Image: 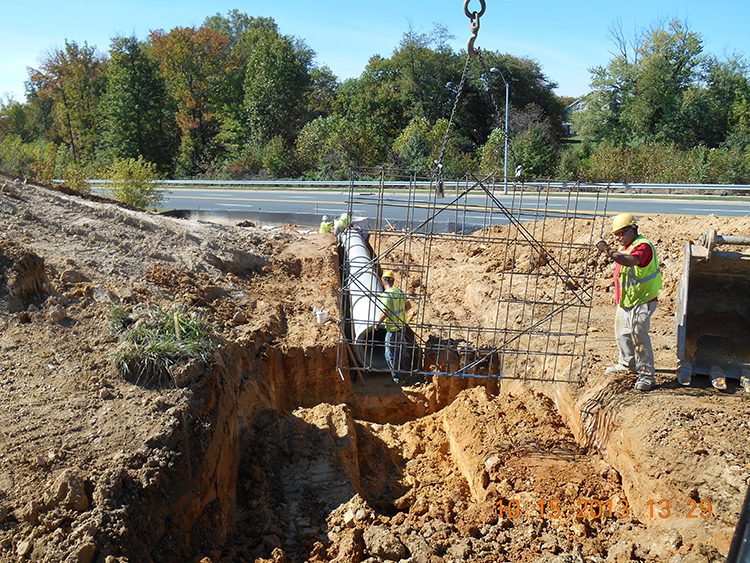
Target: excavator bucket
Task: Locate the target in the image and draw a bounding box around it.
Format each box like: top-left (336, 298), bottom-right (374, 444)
top-left (675, 229), bottom-right (750, 390)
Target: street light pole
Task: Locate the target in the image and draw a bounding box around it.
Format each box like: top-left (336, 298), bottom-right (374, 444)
top-left (490, 67), bottom-right (510, 194)
top-left (503, 79), bottom-right (509, 195)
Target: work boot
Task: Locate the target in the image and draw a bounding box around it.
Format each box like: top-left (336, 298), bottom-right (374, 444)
top-left (634, 376), bottom-right (655, 392)
top-left (605, 364), bottom-right (634, 376)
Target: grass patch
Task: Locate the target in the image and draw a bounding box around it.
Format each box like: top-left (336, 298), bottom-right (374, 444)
top-left (111, 304), bottom-right (213, 388)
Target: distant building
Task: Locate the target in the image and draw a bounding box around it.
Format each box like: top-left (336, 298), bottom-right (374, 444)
top-left (562, 97), bottom-right (587, 137)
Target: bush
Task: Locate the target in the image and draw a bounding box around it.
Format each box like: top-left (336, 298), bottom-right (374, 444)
top-left (0, 136), bottom-right (61, 183)
top-left (578, 142), bottom-right (750, 183)
top-left (62, 164), bottom-right (90, 193)
top-left (106, 156), bottom-right (162, 208)
top-left (111, 305), bottom-right (212, 388)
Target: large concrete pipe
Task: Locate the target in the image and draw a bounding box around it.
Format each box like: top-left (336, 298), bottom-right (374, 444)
top-left (338, 226), bottom-right (389, 370)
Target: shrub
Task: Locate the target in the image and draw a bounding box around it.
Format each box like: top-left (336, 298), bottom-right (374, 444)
top-left (106, 156), bottom-right (162, 208)
top-left (62, 164), bottom-right (90, 194)
top-left (111, 305), bottom-right (212, 388)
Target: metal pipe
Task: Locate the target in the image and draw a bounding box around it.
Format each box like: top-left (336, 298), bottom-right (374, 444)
top-left (338, 226), bottom-right (389, 370)
top-left (716, 235), bottom-right (750, 246)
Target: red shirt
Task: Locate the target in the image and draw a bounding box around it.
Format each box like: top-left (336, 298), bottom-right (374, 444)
top-left (613, 242), bottom-right (653, 305)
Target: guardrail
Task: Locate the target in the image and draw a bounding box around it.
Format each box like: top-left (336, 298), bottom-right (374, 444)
top-left (78, 178), bottom-right (750, 193)
top-left (75, 178), bottom-right (750, 195)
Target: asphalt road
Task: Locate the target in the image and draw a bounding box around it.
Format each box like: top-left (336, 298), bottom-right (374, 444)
top-left (155, 187), bottom-right (750, 219)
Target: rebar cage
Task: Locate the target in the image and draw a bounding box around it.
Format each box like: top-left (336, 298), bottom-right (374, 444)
top-left (336, 168), bottom-right (611, 384)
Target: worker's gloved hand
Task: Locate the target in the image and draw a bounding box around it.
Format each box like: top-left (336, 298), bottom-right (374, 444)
top-left (596, 240), bottom-right (610, 254)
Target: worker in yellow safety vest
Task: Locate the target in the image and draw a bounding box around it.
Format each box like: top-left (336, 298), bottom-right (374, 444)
top-left (596, 213), bottom-right (662, 391)
top-left (319, 215), bottom-right (333, 234)
top-left (334, 212), bottom-right (351, 235)
top-left (377, 270), bottom-right (411, 384)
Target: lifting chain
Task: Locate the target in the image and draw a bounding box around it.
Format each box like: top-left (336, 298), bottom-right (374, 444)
top-left (434, 53), bottom-right (471, 183)
top-left (434, 0), bottom-right (500, 195)
top-left (465, 0), bottom-right (486, 58)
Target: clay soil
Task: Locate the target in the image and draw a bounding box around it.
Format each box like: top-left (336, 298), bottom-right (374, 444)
top-left (0, 175), bottom-right (749, 563)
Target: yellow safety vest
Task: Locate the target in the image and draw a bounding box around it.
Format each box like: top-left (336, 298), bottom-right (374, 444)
top-left (618, 235), bottom-right (662, 308)
top-left (319, 221), bottom-right (333, 234)
top-left (379, 287), bottom-right (407, 332)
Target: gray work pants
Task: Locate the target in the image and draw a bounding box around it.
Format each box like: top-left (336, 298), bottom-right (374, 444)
top-left (615, 301), bottom-right (657, 379)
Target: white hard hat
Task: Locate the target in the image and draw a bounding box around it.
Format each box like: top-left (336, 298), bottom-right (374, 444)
top-left (322, 215), bottom-right (329, 221)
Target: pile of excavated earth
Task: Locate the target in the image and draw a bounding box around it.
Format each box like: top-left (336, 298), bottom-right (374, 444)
top-left (0, 173), bottom-right (749, 563)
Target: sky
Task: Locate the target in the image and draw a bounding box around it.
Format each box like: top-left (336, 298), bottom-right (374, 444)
top-left (1, 0), bottom-right (749, 103)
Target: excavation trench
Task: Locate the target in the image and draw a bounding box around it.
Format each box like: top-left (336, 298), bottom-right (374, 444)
top-left (99, 332), bottom-right (708, 563)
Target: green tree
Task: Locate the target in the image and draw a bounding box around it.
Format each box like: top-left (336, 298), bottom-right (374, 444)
top-left (511, 123), bottom-right (557, 179)
top-left (622, 20), bottom-right (704, 144)
top-left (393, 116), bottom-right (432, 170)
top-left (479, 127), bottom-right (505, 175)
top-left (578, 19), bottom-right (717, 147)
top-left (0, 99), bottom-right (33, 141)
top-left (334, 67), bottom-right (406, 162)
top-left (204, 12), bottom-right (277, 159)
top-left (28, 40), bottom-right (108, 163)
top-left (101, 36), bottom-right (178, 174)
top-left (390, 25), bottom-right (460, 124)
top-left (307, 65), bottom-right (339, 120)
top-left (150, 27), bottom-right (230, 175)
top-left (707, 56), bottom-right (750, 148)
top-left (296, 115), bottom-right (380, 178)
top-left (242, 26), bottom-right (313, 146)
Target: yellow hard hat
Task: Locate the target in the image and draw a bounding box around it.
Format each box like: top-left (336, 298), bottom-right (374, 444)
top-left (382, 270), bottom-right (396, 281)
top-left (611, 213), bottom-right (636, 234)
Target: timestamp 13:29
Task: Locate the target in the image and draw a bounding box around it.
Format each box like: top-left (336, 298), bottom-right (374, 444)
top-left (497, 498), bottom-right (714, 520)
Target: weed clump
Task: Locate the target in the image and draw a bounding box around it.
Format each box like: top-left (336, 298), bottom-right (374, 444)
top-left (111, 304), bottom-right (212, 388)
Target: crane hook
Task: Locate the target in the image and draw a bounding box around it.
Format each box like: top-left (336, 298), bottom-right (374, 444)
top-left (464, 0), bottom-right (486, 57)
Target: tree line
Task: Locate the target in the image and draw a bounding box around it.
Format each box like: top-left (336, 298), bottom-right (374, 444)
top-left (1, 12), bottom-right (749, 186)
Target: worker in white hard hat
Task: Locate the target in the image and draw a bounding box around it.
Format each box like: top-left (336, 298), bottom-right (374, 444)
top-left (319, 215), bottom-right (333, 234)
top-left (377, 270), bottom-right (411, 384)
top-left (596, 213), bottom-right (662, 391)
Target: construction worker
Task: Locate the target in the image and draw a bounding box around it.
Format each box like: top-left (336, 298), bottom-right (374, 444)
top-left (377, 270), bottom-right (411, 384)
top-left (596, 213), bottom-right (662, 391)
top-left (333, 212), bottom-right (351, 235)
top-left (319, 215), bottom-right (333, 234)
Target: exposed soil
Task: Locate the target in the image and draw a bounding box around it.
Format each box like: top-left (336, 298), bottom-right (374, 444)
top-left (0, 174), bottom-right (749, 562)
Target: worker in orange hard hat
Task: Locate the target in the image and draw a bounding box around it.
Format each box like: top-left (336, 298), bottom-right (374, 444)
top-left (596, 213), bottom-right (662, 392)
top-left (378, 270), bottom-right (411, 384)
